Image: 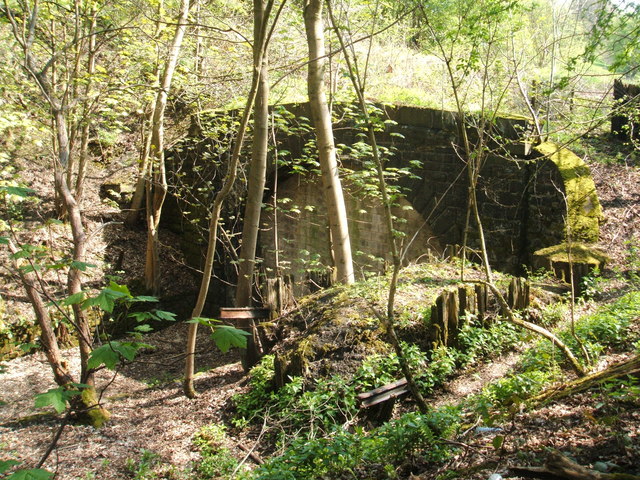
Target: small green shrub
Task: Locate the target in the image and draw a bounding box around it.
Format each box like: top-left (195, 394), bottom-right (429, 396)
top-left (538, 301), bottom-right (569, 327)
top-left (125, 449), bottom-right (161, 480)
top-left (233, 355), bottom-right (277, 425)
top-left (626, 237), bottom-right (640, 287)
top-left (192, 424), bottom-right (240, 480)
top-left (601, 376), bottom-right (640, 405)
top-left (580, 268), bottom-right (605, 299)
top-left (251, 407), bottom-right (461, 480)
top-left (573, 291), bottom-right (639, 349)
top-left (470, 291), bottom-right (640, 421)
top-left (354, 343), bottom-right (456, 396)
top-left (233, 356), bottom-right (359, 446)
top-left (488, 369), bottom-right (556, 405)
top-left (456, 315), bottom-right (522, 363)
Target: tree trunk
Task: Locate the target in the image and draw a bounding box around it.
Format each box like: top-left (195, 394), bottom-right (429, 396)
top-left (184, 58), bottom-right (264, 398)
top-left (303, 0), bottom-right (354, 285)
top-left (236, 0), bottom-right (270, 308)
top-left (126, 0), bottom-right (165, 227)
top-left (8, 240), bottom-right (74, 387)
top-left (74, 6), bottom-right (98, 203)
top-left (184, 0), bottom-right (283, 397)
top-left (143, 0), bottom-right (191, 294)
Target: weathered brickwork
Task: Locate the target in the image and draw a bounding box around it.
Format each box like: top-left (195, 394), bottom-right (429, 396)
top-left (164, 103), bottom-right (603, 299)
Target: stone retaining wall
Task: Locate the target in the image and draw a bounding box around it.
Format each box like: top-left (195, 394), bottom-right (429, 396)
top-left (164, 103), bottom-right (603, 300)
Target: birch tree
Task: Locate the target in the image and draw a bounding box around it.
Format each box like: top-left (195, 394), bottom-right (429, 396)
top-left (235, 0), bottom-right (272, 309)
top-left (144, 0), bottom-right (192, 295)
top-left (184, 0), bottom-right (286, 397)
top-left (303, 0), bottom-right (355, 285)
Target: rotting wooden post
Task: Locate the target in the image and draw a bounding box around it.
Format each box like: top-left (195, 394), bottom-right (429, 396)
top-left (475, 283), bottom-right (488, 320)
top-left (458, 286), bottom-right (470, 318)
top-left (446, 289), bottom-right (459, 347)
top-left (436, 293), bottom-right (448, 346)
top-left (219, 307), bottom-right (270, 372)
top-left (263, 275), bottom-right (294, 315)
top-left (430, 303), bottom-right (440, 347)
top-left (508, 277), bottom-right (517, 311)
top-left (264, 278), bottom-right (280, 314)
top-left (508, 277), bottom-right (531, 310)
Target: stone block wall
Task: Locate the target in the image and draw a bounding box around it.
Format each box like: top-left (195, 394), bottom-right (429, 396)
top-left (164, 102), bottom-right (603, 300)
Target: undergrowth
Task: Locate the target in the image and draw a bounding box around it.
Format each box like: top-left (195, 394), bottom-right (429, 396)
top-left (251, 407), bottom-right (461, 480)
top-left (232, 289), bottom-right (640, 479)
top-left (469, 290), bottom-right (640, 421)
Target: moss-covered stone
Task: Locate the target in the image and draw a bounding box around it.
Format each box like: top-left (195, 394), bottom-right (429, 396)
top-left (534, 242), bottom-right (610, 267)
top-left (534, 142), bottom-right (604, 243)
top-left (533, 242), bottom-right (609, 288)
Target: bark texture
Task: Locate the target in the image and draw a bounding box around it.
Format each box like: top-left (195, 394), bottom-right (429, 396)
top-left (303, 0), bottom-right (355, 285)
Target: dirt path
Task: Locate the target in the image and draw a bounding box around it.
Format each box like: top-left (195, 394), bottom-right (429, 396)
top-left (0, 324), bottom-right (249, 479)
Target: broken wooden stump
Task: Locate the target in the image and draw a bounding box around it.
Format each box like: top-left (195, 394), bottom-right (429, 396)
top-left (508, 277), bottom-right (531, 311)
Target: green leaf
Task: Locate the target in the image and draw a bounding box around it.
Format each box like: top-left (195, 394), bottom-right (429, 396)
top-left (131, 295), bottom-right (158, 303)
top-left (19, 343), bottom-right (38, 353)
top-left (18, 264), bottom-right (42, 274)
top-left (34, 387), bottom-right (80, 414)
top-left (188, 317), bottom-right (220, 328)
top-left (129, 311), bottom-right (153, 323)
top-left (0, 460), bottom-right (20, 475)
top-left (7, 468), bottom-right (54, 479)
top-left (82, 291), bottom-right (115, 313)
top-left (492, 434), bottom-right (504, 450)
top-left (10, 250), bottom-right (30, 260)
top-left (88, 342), bottom-right (149, 370)
top-left (0, 237), bottom-right (9, 245)
top-left (210, 325), bottom-right (250, 353)
top-left (0, 186), bottom-right (35, 197)
top-left (133, 324), bottom-right (153, 333)
top-left (88, 344), bottom-right (123, 370)
top-left (153, 310), bottom-right (176, 321)
top-left (60, 292), bottom-right (86, 306)
top-left (82, 282), bottom-right (130, 313)
top-left (106, 281), bottom-right (131, 296)
top-left (70, 261), bottom-right (97, 271)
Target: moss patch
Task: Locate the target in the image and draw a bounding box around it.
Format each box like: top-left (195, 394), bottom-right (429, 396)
top-left (270, 261), bottom-right (519, 388)
top-left (534, 142), bottom-right (604, 242)
top-left (80, 387), bottom-right (111, 428)
top-left (534, 242), bottom-right (610, 267)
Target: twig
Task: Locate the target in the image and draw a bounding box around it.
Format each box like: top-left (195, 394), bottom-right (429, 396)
top-left (36, 411), bottom-right (71, 469)
top-left (233, 415), bottom-right (268, 474)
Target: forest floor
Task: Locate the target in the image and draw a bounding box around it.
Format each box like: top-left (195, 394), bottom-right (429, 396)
top-left (1, 138), bottom-right (639, 479)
